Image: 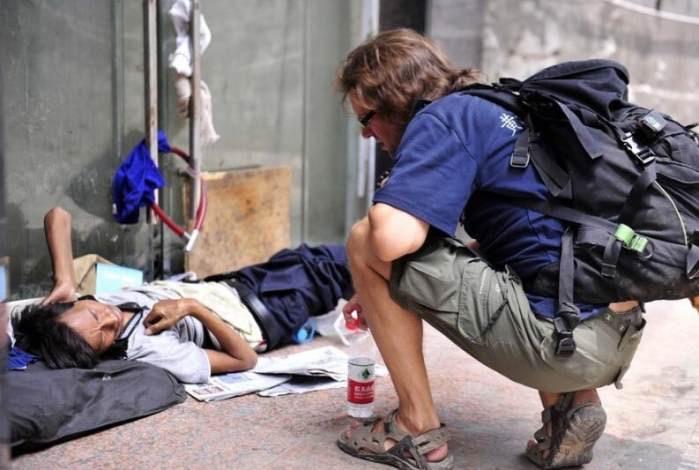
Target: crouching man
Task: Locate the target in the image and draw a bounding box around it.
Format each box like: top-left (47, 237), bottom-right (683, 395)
top-left (334, 29), bottom-right (644, 469)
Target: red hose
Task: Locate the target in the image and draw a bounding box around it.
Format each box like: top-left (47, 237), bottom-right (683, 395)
top-left (150, 145), bottom-right (207, 242)
top-left (194, 179), bottom-right (207, 231)
top-left (151, 203), bottom-right (185, 237)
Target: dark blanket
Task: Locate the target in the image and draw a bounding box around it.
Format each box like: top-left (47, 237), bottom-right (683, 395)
top-left (7, 359), bottom-right (187, 451)
top-left (235, 244), bottom-right (353, 347)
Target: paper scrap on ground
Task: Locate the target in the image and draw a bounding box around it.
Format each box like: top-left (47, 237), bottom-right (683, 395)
top-left (254, 346), bottom-right (351, 381)
top-left (185, 346), bottom-right (386, 401)
top-left (185, 372), bottom-right (291, 402)
top-left (258, 376), bottom-right (346, 397)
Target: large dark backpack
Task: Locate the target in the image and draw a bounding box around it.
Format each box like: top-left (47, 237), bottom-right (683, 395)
top-left (460, 59), bottom-right (699, 355)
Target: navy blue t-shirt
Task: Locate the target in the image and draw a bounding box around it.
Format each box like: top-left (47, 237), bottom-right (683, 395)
top-left (373, 93), bottom-right (603, 319)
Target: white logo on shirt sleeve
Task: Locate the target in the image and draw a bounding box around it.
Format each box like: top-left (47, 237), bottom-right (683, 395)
top-left (500, 113), bottom-right (523, 136)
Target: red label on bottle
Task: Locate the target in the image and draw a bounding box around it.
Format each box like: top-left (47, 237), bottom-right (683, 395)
top-left (347, 378), bottom-right (375, 404)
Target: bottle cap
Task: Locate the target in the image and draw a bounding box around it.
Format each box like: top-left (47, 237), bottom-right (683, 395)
top-left (334, 313), bottom-right (363, 346)
top-left (292, 318), bottom-right (316, 344)
top-left (295, 328), bottom-right (309, 342)
top-left (345, 317), bottom-right (361, 331)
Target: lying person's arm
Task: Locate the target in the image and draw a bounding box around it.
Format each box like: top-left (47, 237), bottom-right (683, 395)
top-left (42, 207), bottom-right (77, 305)
top-left (144, 299), bottom-right (257, 373)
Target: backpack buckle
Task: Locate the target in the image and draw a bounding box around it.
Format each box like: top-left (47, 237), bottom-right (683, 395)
top-left (553, 317), bottom-right (576, 356)
top-left (639, 111), bottom-right (667, 139)
top-left (510, 150), bottom-right (530, 168)
top-left (553, 303), bottom-right (580, 357)
top-left (555, 332), bottom-right (576, 356)
top-left (622, 133), bottom-right (655, 165)
top-left (510, 129), bottom-right (531, 169)
top-left (614, 223), bottom-right (649, 253)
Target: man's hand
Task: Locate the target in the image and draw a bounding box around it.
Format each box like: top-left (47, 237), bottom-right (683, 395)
top-left (143, 299), bottom-right (195, 335)
top-left (40, 281), bottom-right (76, 306)
top-left (343, 294), bottom-right (368, 330)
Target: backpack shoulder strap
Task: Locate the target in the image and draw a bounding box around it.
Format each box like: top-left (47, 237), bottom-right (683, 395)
top-left (460, 84), bottom-right (573, 199)
top-left (459, 83), bottom-right (524, 116)
top-left (460, 84), bottom-right (532, 168)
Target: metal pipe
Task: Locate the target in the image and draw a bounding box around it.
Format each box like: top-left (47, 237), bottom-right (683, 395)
top-left (189, 0), bottom-right (202, 221)
top-left (360, 0), bottom-right (379, 212)
top-left (344, 0), bottom-right (379, 234)
top-left (112, 0), bottom-right (124, 171)
top-left (144, 0), bottom-right (159, 221)
top-left (112, 0), bottom-right (127, 264)
top-left (301, 0), bottom-right (309, 241)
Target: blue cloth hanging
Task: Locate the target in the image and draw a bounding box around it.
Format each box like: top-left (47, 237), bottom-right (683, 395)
top-left (112, 131), bottom-right (171, 224)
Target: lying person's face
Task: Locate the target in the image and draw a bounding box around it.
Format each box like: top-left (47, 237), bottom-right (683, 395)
top-left (57, 300), bottom-right (125, 353)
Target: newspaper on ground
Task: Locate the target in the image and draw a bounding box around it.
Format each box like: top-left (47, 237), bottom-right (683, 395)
top-left (253, 345), bottom-right (354, 381)
top-left (258, 376), bottom-right (346, 397)
top-left (185, 346), bottom-right (387, 401)
top-left (185, 371), bottom-right (291, 402)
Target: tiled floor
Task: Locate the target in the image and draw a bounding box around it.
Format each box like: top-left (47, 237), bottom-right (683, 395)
top-left (11, 299), bottom-right (699, 469)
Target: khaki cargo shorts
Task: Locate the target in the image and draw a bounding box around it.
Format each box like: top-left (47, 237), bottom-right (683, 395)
top-left (389, 235), bottom-right (645, 393)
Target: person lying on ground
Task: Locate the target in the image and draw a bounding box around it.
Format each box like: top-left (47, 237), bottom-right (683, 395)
top-left (334, 29), bottom-right (644, 470)
top-left (14, 207), bottom-right (352, 384)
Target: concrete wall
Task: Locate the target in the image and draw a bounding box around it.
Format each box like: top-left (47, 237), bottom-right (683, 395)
top-left (0, 1), bottom-right (149, 298)
top-left (480, 0), bottom-right (699, 123)
top-left (429, 0), bottom-right (699, 123)
top-left (301, 1), bottom-right (354, 244)
top-left (0, 0), bottom-right (355, 298)
top-left (427, 0), bottom-right (485, 68)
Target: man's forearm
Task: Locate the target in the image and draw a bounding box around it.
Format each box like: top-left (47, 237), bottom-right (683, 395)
top-left (44, 207), bottom-right (76, 287)
top-left (189, 301), bottom-right (257, 368)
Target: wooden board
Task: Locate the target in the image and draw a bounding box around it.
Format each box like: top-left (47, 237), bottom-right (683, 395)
top-left (184, 166), bottom-right (292, 278)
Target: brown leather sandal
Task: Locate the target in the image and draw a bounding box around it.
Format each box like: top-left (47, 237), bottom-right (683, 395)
top-left (526, 393), bottom-right (607, 469)
top-left (337, 409), bottom-right (454, 470)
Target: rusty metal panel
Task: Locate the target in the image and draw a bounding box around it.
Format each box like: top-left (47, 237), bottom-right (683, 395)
top-left (184, 166), bottom-right (292, 277)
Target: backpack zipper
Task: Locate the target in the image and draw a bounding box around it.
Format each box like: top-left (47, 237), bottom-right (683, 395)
top-left (653, 181), bottom-right (688, 245)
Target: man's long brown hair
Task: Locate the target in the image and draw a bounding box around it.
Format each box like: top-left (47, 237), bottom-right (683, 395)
top-left (336, 28), bottom-right (479, 126)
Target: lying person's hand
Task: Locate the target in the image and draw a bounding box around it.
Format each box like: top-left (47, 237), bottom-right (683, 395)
top-left (144, 299), bottom-right (197, 335)
top-left (41, 281), bottom-right (76, 306)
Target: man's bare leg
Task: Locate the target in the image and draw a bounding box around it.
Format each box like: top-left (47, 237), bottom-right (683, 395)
top-left (345, 218), bottom-right (447, 461)
top-left (540, 389), bottom-right (601, 409)
top-left (347, 217), bottom-right (603, 465)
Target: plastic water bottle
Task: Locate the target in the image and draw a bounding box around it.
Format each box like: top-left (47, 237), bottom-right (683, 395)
top-left (337, 313), bottom-right (377, 418)
top-left (314, 303), bottom-right (344, 338)
top-left (291, 317), bottom-right (317, 344)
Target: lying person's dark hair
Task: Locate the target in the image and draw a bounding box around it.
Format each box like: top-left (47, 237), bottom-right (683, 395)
top-left (14, 303), bottom-right (100, 369)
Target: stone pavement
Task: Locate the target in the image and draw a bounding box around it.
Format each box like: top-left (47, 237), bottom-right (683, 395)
top-left (12, 300), bottom-right (699, 469)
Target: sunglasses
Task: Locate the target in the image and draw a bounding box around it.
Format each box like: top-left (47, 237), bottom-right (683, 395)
top-left (358, 110), bottom-right (375, 128)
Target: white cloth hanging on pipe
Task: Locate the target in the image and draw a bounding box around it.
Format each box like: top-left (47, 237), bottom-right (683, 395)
top-left (173, 74), bottom-right (219, 145)
top-left (169, 0), bottom-right (220, 146)
top-left (169, 0), bottom-right (211, 76)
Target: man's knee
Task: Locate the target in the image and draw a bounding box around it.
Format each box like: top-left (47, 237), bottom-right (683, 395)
top-left (347, 218), bottom-right (391, 280)
top-left (347, 218), bottom-right (371, 267)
